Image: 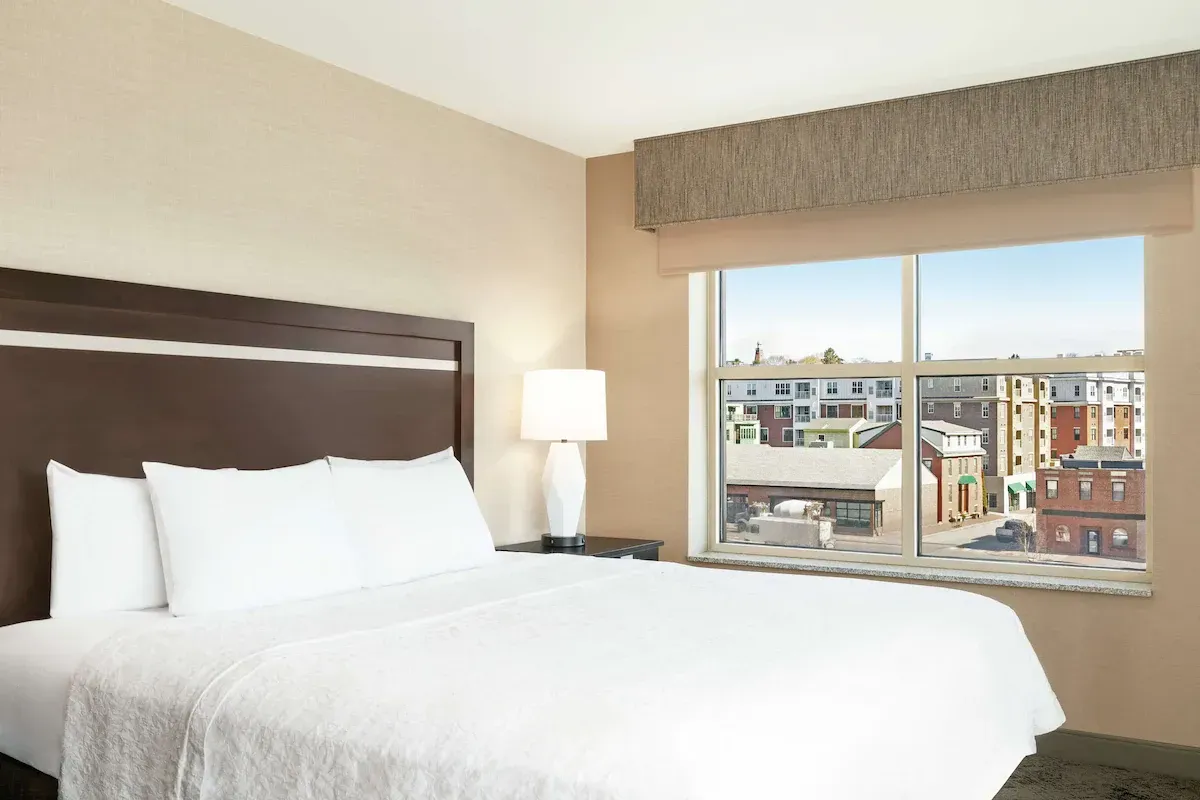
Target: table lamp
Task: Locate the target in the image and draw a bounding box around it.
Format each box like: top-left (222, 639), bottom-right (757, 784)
top-left (521, 369), bottom-right (607, 547)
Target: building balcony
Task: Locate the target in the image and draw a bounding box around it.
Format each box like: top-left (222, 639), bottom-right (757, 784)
top-left (726, 412), bottom-right (758, 423)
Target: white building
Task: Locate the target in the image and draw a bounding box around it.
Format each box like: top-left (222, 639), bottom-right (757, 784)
top-left (1046, 372), bottom-right (1146, 458)
top-left (725, 378), bottom-right (900, 425)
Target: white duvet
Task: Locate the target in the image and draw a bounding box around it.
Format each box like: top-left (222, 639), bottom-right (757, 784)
top-left (60, 554), bottom-right (1063, 800)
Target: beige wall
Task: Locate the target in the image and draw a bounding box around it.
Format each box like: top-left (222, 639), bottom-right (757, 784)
top-left (0, 0), bottom-right (586, 543)
top-left (587, 151), bottom-right (1200, 748)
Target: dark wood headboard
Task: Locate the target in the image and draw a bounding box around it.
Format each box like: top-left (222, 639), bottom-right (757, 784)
top-left (0, 267), bottom-right (473, 627)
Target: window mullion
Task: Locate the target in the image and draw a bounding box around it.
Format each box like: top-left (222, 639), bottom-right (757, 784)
top-left (901, 255), bottom-right (918, 563)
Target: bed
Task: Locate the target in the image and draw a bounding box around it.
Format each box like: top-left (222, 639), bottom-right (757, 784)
top-left (0, 267), bottom-right (1063, 800)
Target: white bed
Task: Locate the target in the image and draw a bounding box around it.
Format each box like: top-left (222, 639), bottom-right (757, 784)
top-left (0, 608), bottom-right (171, 777)
top-left (30, 552), bottom-right (1065, 800)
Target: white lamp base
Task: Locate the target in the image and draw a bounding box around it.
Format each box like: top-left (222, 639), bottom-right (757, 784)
top-left (542, 441), bottom-right (585, 544)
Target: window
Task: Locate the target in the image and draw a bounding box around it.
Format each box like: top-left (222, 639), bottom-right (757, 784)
top-left (775, 405), bottom-right (792, 419)
top-left (1136, 449), bottom-right (1143, 457)
top-left (1080, 480), bottom-right (1092, 501)
top-left (746, 384), bottom-right (757, 397)
top-left (1051, 407), bottom-right (1057, 418)
top-left (745, 405), bottom-right (758, 415)
top-left (1135, 427), bottom-right (1142, 437)
top-left (1122, 407), bottom-right (1129, 419)
top-left (1106, 407), bottom-right (1114, 417)
top-left (1136, 387), bottom-right (1143, 398)
top-left (1089, 386), bottom-right (1097, 398)
top-left (1074, 407), bottom-right (1081, 419)
top-left (1055, 525), bottom-right (1070, 543)
top-left (782, 429), bottom-right (795, 444)
top-left (717, 240), bottom-right (1146, 577)
top-left (1086, 530), bottom-right (1101, 554)
top-left (1113, 481), bottom-right (1125, 502)
top-left (1051, 428), bottom-right (1058, 439)
top-left (1122, 429), bottom-right (1129, 440)
top-left (1090, 407), bottom-right (1097, 419)
top-left (796, 381), bottom-right (811, 399)
top-left (1073, 427), bottom-right (1081, 441)
top-left (988, 492), bottom-right (998, 509)
top-left (1090, 427), bottom-right (1098, 440)
top-left (775, 382), bottom-right (792, 396)
top-left (1105, 386), bottom-right (1114, 397)
top-left (797, 406), bottom-right (812, 423)
top-left (1136, 408), bottom-right (1143, 418)
top-left (1046, 479), bottom-right (1058, 499)
top-left (816, 434), bottom-right (826, 442)
top-left (1105, 428), bottom-right (1115, 438)
top-left (1113, 528), bottom-right (1130, 548)
top-left (1050, 449), bottom-right (1057, 459)
top-left (759, 428), bottom-right (769, 444)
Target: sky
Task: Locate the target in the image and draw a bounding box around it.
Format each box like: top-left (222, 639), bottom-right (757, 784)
top-left (723, 236), bottom-right (1145, 364)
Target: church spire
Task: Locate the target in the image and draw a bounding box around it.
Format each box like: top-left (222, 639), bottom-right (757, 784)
top-left (752, 342), bottom-right (763, 365)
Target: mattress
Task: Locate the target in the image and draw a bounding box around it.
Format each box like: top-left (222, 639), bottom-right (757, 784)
top-left (59, 553), bottom-right (1064, 800)
top-left (0, 609), bottom-right (171, 777)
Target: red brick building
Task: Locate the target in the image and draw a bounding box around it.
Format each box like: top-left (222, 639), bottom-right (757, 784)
top-left (1035, 462), bottom-right (1145, 561)
top-left (1047, 403), bottom-right (1100, 460)
top-left (748, 403), bottom-right (796, 447)
top-left (860, 420), bottom-right (985, 523)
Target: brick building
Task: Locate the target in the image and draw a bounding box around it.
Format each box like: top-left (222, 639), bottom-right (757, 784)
top-left (1035, 456), bottom-right (1146, 561)
top-left (859, 420), bottom-right (986, 522)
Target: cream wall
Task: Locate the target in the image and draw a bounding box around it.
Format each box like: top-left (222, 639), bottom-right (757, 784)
top-left (0, 0), bottom-right (585, 543)
top-left (587, 151), bottom-right (1200, 748)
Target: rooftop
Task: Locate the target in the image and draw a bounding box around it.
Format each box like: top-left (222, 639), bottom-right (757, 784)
top-left (726, 446), bottom-right (932, 491)
top-left (919, 420), bottom-right (983, 436)
top-left (1070, 445), bottom-right (1134, 461)
top-left (795, 418), bottom-right (871, 432)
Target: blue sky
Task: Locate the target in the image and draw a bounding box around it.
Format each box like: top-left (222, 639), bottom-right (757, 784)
top-left (724, 237), bottom-right (1145, 364)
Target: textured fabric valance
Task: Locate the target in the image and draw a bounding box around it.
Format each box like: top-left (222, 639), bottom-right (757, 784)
top-left (657, 169), bottom-right (1195, 275)
top-left (635, 50), bottom-right (1200, 230)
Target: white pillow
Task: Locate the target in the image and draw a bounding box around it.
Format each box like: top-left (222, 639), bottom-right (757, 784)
top-left (329, 455), bottom-right (496, 588)
top-left (143, 460), bottom-right (361, 616)
top-left (47, 461), bottom-right (167, 617)
top-left (326, 447), bottom-right (455, 469)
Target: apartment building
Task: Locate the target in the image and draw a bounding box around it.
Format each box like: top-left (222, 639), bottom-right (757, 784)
top-left (724, 377), bottom-right (901, 447)
top-left (724, 404), bottom-right (762, 445)
top-left (1046, 372), bottom-right (1146, 461)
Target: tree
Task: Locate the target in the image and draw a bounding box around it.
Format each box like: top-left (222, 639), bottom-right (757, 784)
top-left (799, 354), bottom-right (821, 364)
top-left (821, 347), bottom-right (844, 365)
top-left (728, 358), bottom-right (743, 366)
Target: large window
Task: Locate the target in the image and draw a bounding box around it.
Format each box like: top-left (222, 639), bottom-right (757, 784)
top-left (715, 239), bottom-right (1147, 580)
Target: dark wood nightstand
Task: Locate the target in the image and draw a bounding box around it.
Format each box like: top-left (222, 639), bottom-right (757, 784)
top-left (496, 536), bottom-right (663, 561)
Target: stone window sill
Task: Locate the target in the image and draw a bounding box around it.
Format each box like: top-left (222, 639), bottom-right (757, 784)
top-left (689, 551), bottom-right (1152, 597)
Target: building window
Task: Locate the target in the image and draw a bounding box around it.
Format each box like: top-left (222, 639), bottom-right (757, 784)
top-left (1122, 407), bottom-right (1129, 418)
top-left (1073, 407), bottom-right (1081, 419)
top-left (745, 405), bottom-right (757, 414)
top-left (1051, 428), bottom-right (1058, 440)
top-left (1135, 427), bottom-right (1142, 437)
top-left (1105, 386), bottom-right (1114, 397)
top-left (1122, 429), bottom-right (1129, 440)
top-left (1051, 449), bottom-right (1058, 459)
top-left (1106, 407), bottom-right (1114, 417)
top-left (1086, 530), bottom-right (1101, 554)
top-left (1090, 427), bottom-right (1098, 440)
top-left (1046, 479), bottom-right (1058, 499)
top-left (1136, 449), bottom-right (1143, 457)
top-left (775, 405), bottom-right (792, 419)
top-left (1073, 427), bottom-right (1081, 441)
top-left (1074, 385), bottom-right (1081, 397)
top-left (1136, 387), bottom-right (1143, 398)
top-left (1055, 525), bottom-right (1070, 543)
top-left (726, 384), bottom-right (733, 396)
top-left (988, 492), bottom-right (998, 509)
top-left (1089, 386), bottom-right (1097, 398)
top-left (1105, 428), bottom-right (1115, 438)
top-left (816, 434), bottom-right (826, 442)
top-left (1136, 408), bottom-right (1142, 418)
top-left (746, 385), bottom-right (757, 397)
top-left (1080, 480), bottom-right (1092, 501)
top-left (1113, 528), bottom-right (1130, 548)
top-left (715, 241), bottom-right (1147, 576)
top-left (1050, 407), bottom-right (1057, 418)
top-left (1113, 481), bottom-right (1126, 502)
top-left (1090, 407), bottom-right (1097, 419)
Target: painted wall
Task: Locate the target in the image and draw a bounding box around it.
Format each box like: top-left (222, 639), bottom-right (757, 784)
top-left (0, 0), bottom-right (586, 543)
top-left (586, 151), bottom-right (1200, 748)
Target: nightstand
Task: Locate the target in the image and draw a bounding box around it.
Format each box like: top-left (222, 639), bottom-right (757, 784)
top-left (496, 536), bottom-right (663, 561)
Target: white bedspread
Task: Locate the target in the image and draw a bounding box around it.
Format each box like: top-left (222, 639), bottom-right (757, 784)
top-left (60, 554), bottom-right (1064, 800)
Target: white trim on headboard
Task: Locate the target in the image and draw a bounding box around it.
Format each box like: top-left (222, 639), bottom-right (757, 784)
top-left (0, 329), bottom-right (458, 371)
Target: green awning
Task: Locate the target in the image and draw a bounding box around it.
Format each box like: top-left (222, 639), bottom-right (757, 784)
top-left (1025, 481), bottom-right (1036, 492)
top-left (957, 475), bottom-right (977, 485)
top-left (1008, 483), bottom-right (1022, 494)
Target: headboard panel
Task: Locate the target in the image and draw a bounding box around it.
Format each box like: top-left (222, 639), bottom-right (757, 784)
top-left (0, 267), bottom-right (473, 627)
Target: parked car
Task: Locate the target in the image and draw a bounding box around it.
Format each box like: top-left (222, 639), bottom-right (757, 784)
top-left (995, 518), bottom-right (1034, 545)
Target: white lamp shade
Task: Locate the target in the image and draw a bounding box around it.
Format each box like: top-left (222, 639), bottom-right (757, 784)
top-left (521, 369), bottom-right (607, 442)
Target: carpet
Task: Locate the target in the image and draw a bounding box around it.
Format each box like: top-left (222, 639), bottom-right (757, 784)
top-left (999, 755), bottom-right (1200, 799)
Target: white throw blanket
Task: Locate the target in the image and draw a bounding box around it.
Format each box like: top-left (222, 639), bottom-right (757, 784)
top-left (61, 555), bottom-right (1064, 800)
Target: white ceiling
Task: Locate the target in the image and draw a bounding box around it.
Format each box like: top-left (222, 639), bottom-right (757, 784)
top-left (164, 0), bottom-right (1200, 157)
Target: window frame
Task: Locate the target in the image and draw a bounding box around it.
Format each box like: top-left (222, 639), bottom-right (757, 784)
top-left (706, 257), bottom-right (1149, 584)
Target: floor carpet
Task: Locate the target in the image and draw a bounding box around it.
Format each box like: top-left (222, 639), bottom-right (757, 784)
top-left (999, 756), bottom-right (1200, 799)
